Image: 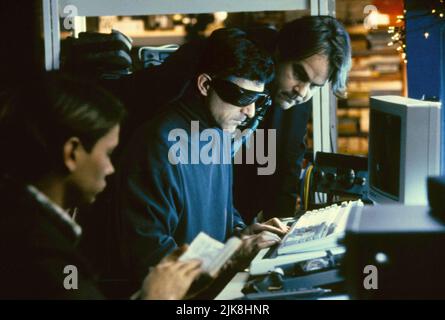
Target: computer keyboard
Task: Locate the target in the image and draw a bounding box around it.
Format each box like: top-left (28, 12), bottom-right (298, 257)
top-left (249, 200), bottom-right (364, 275)
top-left (278, 200), bottom-right (363, 255)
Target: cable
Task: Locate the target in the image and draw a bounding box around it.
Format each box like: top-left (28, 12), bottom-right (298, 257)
top-left (304, 165), bottom-right (314, 211)
top-left (302, 167), bottom-right (309, 210)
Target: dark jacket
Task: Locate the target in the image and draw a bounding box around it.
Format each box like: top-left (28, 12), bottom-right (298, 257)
top-left (233, 100), bottom-right (312, 222)
top-left (111, 88), bottom-right (246, 282)
top-left (0, 179), bottom-right (104, 299)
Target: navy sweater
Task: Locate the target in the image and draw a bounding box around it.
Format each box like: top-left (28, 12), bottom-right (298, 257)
top-left (113, 89), bottom-right (245, 281)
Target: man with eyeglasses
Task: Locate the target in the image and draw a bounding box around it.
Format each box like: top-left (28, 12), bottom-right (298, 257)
top-left (233, 16), bottom-right (352, 222)
top-left (108, 28), bottom-right (288, 293)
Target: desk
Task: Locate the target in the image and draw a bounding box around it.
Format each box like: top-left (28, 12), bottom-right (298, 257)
top-left (215, 272), bottom-right (249, 300)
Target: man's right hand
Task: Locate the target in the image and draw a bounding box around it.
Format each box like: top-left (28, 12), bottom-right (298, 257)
top-left (222, 231), bottom-right (282, 271)
top-left (240, 230), bottom-right (282, 256)
top-left (140, 246), bottom-right (203, 300)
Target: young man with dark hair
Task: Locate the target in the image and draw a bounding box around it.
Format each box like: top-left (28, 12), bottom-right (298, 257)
top-left (109, 28), bottom-right (288, 289)
top-left (0, 73), bottom-right (202, 299)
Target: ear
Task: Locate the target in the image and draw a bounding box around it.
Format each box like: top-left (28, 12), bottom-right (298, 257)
top-left (196, 73), bottom-right (211, 97)
top-left (63, 137), bottom-right (83, 173)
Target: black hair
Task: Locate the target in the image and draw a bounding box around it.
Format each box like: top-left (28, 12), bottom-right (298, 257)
top-left (198, 28), bottom-right (275, 84)
top-left (277, 16), bottom-right (352, 98)
top-left (0, 72), bottom-right (126, 183)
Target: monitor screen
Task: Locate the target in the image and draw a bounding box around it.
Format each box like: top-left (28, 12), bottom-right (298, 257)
top-left (369, 109), bottom-right (401, 200)
top-left (368, 95), bottom-right (440, 205)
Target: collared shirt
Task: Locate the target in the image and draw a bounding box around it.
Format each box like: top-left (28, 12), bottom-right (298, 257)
top-left (26, 185), bottom-right (82, 238)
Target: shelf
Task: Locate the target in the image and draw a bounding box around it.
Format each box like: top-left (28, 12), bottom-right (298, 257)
top-left (58, 0), bottom-right (310, 16)
top-left (338, 103), bottom-right (369, 109)
top-left (338, 132), bottom-right (369, 138)
top-left (127, 30), bottom-right (187, 46)
top-left (338, 20), bottom-right (406, 156)
top-left (348, 74), bottom-right (402, 82)
top-left (353, 49), bottom-right (401, 57)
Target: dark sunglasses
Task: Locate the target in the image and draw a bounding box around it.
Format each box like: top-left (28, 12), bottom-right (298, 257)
top-left (210, 78), bottom-right (271, 108)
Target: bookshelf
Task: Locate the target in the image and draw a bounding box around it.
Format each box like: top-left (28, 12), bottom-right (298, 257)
top-left (42, 0), bottom-right (337, 158)
top-left (337, 25), bottom-right (406, 156)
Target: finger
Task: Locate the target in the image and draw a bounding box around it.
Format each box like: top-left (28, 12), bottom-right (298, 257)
top-left (256, 224), bottom-right (288, 236)
top-left (240, 235), bottom-right (257, 248)
top-left (185, 266), bottom-right (204, 279)
top-left (258, 231), bottom-right (282, 243)
top-left (156, 260), bottom-right (175, 268)
top-left (265, 218), bottom-right (289, 233)
top-left (256, 239), bottom-right (280, 250)
top-left (241, 234), bottom-right (255, 240)
top-left (251, 223), bottom-right (287, 235)
top-left (178, 259), bottom-right (202, 273)
top-left (163, 260), bottom-right (188, 273)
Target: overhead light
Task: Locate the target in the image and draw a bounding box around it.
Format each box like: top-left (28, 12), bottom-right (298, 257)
top-left (214, 11), bottom-right (228, 22)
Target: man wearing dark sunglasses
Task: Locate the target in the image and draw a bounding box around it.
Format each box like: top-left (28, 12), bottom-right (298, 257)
top-left (103, 28), bottom-right (289, 296)
top-left (206, 77), bottom-right (271, 132)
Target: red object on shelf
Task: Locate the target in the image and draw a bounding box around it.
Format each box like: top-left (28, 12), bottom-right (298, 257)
top-left (373, 0), bottom-right (404, 25)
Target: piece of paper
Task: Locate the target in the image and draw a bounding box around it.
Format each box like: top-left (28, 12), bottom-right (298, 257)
top-left (179, 232), bottom-right (242, 277)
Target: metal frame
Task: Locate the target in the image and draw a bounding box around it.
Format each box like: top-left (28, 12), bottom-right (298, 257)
top-left (42, 0), bottom-right (336, 156)
top-left (311, 0), bottom-right (336, 155)
top-left (43, 0), bottom-right (60, 70)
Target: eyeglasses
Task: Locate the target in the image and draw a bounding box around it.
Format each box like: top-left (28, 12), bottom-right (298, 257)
top-left (210, 78), bottom-right (271, 108)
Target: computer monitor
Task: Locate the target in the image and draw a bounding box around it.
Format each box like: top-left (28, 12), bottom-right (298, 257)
top-left (368, 95), bottom-right (441, 205)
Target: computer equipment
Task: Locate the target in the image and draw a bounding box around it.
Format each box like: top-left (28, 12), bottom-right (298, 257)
top-left (249, 200), bottom-right (364, 275)
top-left (279, 201), bottom-right (362, 254)
top-left (343, 204), bottom-right (445, 299)
top-left (241, 286), bottom-right (332, 300)
top-left (368, 96), bottom-right (441, 205)
top-left (313, 152), bottom-right (369, 202)
top-left (138, 44), bottom-right (179, 68)
top-left (427, 175), bottom-right (445, 221)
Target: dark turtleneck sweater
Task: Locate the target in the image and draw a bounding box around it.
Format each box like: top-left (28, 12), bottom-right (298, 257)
top-left (110, 87), bottom-right (246, 283)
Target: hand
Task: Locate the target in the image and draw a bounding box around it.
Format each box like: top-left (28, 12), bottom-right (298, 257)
top-left (140, 246), bottom-right (202, 300)
top-left (240, 231), bottom-right (282, 256)
top-left (242, 217), bottom-right (290, 237)
top-left (225, 231), bottom-right (282, 271)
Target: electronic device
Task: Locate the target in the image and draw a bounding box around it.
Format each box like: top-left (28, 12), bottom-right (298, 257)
top-left (138, 44), bottom-right (179, 68)
top-left (427, 175), bottom-right (445, 221)
top-left (343, 204), bottom-right (445, 299)
top-left (314, 152), bottom-right (368, 201)
top-left (249, 200), bottom-right (364, 275)
top-left (232, 95), bottom-right (272, 157)
top-left (368, 96), bottom-right (441, 205)
top-left (242, 265), bottom-right (344, 300)
top-left (241, 287), bottom-right (332, 300)
top-left (279, 201), bottom-right (362, 254)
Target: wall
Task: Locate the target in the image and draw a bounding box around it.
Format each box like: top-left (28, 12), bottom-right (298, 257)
top-left (406, 0), bottom-right (445, 172)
